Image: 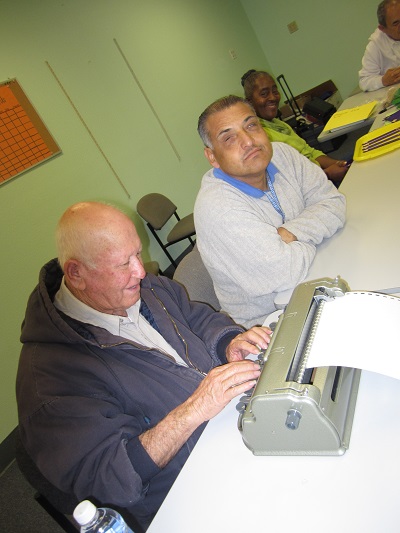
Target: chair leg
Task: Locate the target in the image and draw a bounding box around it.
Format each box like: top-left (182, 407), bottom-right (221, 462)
top-left (35, 493), bottom-right (78, 532)
top-left (148, 225), bottom-right (177, 267)
top-left (161, 246), bottom-right (177, 267)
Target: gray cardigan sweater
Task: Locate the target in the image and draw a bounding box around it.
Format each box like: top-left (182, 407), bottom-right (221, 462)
top-left (194, 142), bottom-right (346, 328)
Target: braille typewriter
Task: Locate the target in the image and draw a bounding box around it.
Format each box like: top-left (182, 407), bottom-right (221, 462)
top-left (237, 277), bottom-right (361, 456)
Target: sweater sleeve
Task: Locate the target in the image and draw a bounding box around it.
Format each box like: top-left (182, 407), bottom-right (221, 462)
top-left (274, 144), bottom-right (346, 245)
top-left (195, 186), bottom-right (317, 298)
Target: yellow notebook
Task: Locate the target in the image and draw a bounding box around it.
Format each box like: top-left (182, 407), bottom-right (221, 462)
top-left (323, 101), bottom-right (377, 133)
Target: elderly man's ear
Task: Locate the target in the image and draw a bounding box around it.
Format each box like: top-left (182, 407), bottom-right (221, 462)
top-left (64, 259), bottom-right (87, 290)
top-left (204, 147), bottom-right (220, 169)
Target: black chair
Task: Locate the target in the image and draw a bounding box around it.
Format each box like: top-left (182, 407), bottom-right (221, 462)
top-left (137, 193), bottom-right (195, 267)
top-left (15, 430), bottom-right (79, 532)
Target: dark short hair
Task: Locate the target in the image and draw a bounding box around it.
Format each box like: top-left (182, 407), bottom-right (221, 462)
top-left (378, 0), bottom-right (400, 26)
top-left (240, 69), bottom-right (256, 87)
top-left (241, 70), bottom-right (274, 101)
top-left (197, 95), bottom-right (254, 148)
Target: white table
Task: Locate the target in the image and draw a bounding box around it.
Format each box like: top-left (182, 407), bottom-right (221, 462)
top-left (308, 148), bottom-right (400, 292)
top-left (148, 140), bottom-right (400, 533)
top-left (317, 83), bottom-right (400, 142)
top-left (148, 372), bottom-right (400, 533)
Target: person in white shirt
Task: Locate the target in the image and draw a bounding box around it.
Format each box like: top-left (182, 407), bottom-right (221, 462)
top-left (359, 0), bottom-right (400, 91)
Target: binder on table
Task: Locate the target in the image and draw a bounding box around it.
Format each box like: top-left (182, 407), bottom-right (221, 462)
top-left (322, 101), bottom-right (377, 133)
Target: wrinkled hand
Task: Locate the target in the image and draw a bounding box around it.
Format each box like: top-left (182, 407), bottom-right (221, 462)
top-left (226, 326), bottom-right (272, 362)
top-left (382, 67), bottom-right (400, 87)
top-left (277, 226), bottom-right (297, 243)
top-left (187, 360), bottom-right (261, 422)
top-left (324, 161), bottom-right (349, 182)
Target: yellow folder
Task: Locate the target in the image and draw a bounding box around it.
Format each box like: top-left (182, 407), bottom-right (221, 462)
top-left (323, 101), bottom-right (377, 133)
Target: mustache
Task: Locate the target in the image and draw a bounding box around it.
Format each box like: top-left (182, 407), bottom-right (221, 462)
top-left (242, 145), bottom-right (264, 160)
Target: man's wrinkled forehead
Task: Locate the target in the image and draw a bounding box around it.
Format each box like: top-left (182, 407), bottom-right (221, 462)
top-left (215, 115), bottom-right (257, 141)
top-left (208, 103), bottom-right (257, 140)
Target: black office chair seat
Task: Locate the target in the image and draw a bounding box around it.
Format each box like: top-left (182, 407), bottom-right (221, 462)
top-left (167, 213), bottom-right (195, 244)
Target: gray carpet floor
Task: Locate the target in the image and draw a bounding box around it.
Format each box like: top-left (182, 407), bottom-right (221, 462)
top-left (0, 460), bottom-right (69, 533)
top-left (322, 123), bottom-right (371, 162)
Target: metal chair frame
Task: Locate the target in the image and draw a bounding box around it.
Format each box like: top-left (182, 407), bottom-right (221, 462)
top-left (137, 193), bottom-right (196, 267)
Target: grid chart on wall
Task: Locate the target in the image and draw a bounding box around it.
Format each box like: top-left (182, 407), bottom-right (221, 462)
top-left (0, 79), bottom-right (61, 185)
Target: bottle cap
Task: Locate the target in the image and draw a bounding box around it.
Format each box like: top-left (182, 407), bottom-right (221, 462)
top-left (73, 500), bottom-right (97, 526)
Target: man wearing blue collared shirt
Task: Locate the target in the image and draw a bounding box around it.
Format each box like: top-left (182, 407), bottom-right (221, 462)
top-left (195, 95), bottom-right (346, 328)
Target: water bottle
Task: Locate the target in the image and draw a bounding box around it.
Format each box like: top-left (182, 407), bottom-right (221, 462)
top-left (73, 500), bottom-right (134, 533)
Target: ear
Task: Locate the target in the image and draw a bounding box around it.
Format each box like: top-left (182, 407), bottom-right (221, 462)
top-left (204, 147), bottom-right (220, 169)
top-left (379, 24), bottom-right (388, 35)
top-left (63, 259), bottom-right (87, 290)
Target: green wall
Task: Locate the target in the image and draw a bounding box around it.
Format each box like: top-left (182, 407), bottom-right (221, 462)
top-left (0, 0), bottom-right (269, 445)
top-left (241, 0), bottom-right (379, 98)
top-left (0, 0), bottom-right (379, 447)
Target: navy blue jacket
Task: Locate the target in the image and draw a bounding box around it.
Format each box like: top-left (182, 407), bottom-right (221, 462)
top-left (17, 259), bottom-right (243, 529)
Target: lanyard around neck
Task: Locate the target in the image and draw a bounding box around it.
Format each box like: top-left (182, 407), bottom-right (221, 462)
top-left (213, 164), bottom-right (285, 222)
top-left (265, 172), bottom-right (285, 222)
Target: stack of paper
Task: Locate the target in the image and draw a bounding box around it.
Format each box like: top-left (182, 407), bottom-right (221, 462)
top-left (323, 101), bottom-right (377, 133)
top-left (305, 291), bottom-right (400, 380)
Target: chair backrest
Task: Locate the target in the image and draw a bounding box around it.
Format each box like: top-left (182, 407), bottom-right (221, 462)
top-left (173, 246), bottom-right (220, 311)
top-left (137, 193), bottom-right (177, 230)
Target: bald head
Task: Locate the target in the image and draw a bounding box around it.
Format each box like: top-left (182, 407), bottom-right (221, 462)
top-left (56, 202), bottom-right (134, 270)
top-left (56, 202), bottom-right (146, 315)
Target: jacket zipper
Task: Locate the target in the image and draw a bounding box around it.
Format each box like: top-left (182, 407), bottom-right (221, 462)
top-left (150, 288), bottom-right (208, 376)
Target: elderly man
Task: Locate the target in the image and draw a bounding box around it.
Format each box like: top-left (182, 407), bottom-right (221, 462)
top-left (16, 202), bottom-right (270, 531)
top-left (359, 0), bottom-right (400, 91)
top-left (194, 95), bottom-right (346, 328)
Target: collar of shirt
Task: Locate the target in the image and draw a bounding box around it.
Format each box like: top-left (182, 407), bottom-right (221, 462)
top-left (53, 277), bottom-right (138, 336)
top-left (54, 278), bottom-right (188, 366)
top-left (213, 161), bottom-right (278, 198)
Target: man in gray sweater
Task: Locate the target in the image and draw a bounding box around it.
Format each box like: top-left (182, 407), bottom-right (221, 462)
top-left (194, 95), bottom-right (346, 328)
